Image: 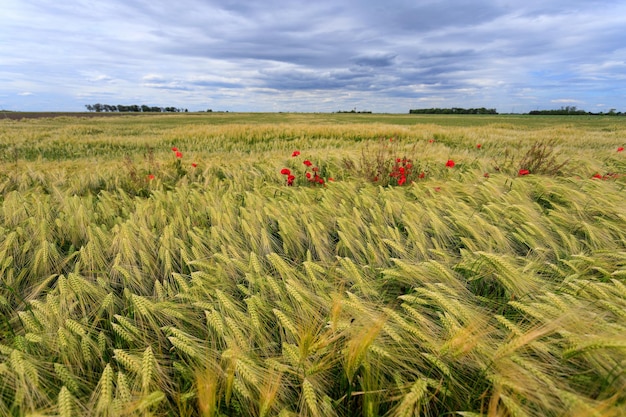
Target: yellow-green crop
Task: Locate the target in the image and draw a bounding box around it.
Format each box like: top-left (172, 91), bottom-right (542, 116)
top-left (0, 113), bottom-right (625, 416)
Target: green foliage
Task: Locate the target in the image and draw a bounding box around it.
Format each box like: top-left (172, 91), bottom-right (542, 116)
top-left (341, 137), bottom-right (426, 186)
top-left (528, 106), bottom-right (590, 115)
top-left (409, 107), bottom-right (498, 114)
top-left (492, 139), bottom-right (570, 176)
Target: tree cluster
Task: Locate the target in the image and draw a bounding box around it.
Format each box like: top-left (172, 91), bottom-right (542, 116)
top-left (528, 106), bottom-right (624, 116)
top-left (85, 104), bottom-right (188, 113)
top-left (335, 109), bottom-right (372, 113)
top-left (409, 107), bottom-right (498, 114)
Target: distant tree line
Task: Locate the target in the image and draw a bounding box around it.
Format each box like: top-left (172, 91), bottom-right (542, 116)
top-left (409, 107), bottom-right (498, 114)
top-left (85, 104), bottom-right (188, 113)
top-left (335, 109), bottom-right (372, 113)
top-left (528, 106), bottom-right (624, 116)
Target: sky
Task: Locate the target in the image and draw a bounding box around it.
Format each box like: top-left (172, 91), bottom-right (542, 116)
top-left (1, 0), bottom-right (626, 113)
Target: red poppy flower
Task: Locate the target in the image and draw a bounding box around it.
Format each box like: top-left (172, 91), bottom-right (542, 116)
top-left (476, 144), bottom-right (482, 149)
top-left (328, 177), bottom-right (335, 182)
top-left (398, 176), bottom-right (406, 186)
top-left (592, 173), bottom-right (602, 179)
top-left (303, 160), bottom-right (312, 167)
top-left (445, 160), bottom-right (455, 168)
top-left (171, 147), bottom-right (178, 152)
top-left (287, 174), bottom-right (295, 185)
top-left (191, 163), bottom-right (198, 168)
top-left (318, 178), bottom-right (325, 185)
top-left (418, 172), bottom-right (425, 179)
top-left (518, 169), bottom-right (530, 176)
top-left (280, 168), bottom-right (291, 175)
top-left (483, 172), bottom-right (490, 178)
top-left (147, 174), bottom-right (155, 180)
top-left (292, 150), bottom-right (300, 157)
top-left (175, 151), bottom-right (183, 158)
top-left (373, 176), bottom-right (379, 182)
top-left (306, 172), bottom-right (312, 179)
top-left (312, 166), bottom-right (319, 172)
top-left (618, 147), bottom-right (624, 152)
top-left (428, 139), bottom-right (435, 143)
top-left (434, 186), bottom-right (441, 192)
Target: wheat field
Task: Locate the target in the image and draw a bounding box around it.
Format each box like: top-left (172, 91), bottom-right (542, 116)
top-left (0, 113), bottom-right (625, 416)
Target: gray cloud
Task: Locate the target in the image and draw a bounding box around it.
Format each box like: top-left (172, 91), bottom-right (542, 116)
top-left (1, 0), bottom-right (625, 112)
top-left (352, 53), bottom-right (397, 68)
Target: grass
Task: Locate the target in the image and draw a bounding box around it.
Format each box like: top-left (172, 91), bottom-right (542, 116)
top-left (0, 112), bottom-right (625, 416)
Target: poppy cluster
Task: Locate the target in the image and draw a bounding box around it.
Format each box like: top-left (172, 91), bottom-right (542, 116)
top-left (146, 146), bottom-right (200, 181)
top-left (280, 168), bottom-right (296, 186)
top-left (592, 172), bottom-right (620, 180)
top-left (390, 157), bottom-right (413, 186)
top-left (303, 160), bottom-right (325, 185)
top-left (305, 170), bottom-right (325, 185)
top-left (172, 147), bottom-right (183, 158)
top-left (171, 146), bottom-right (197, 167)
top-left (277, 141), bottom-right (614, 189)
top-left (280, 151), bottom-right (328, 186)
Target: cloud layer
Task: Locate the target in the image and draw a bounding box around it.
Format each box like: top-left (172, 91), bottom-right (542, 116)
top-left (2, 0), bottom-right (625, 112)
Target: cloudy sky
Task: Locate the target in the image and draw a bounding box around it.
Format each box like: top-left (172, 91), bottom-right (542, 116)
top-left (2, 0), bottom-right (625, 113)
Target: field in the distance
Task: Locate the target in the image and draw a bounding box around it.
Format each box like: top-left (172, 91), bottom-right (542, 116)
top-left (1, 113), bottom-right (625, 416)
